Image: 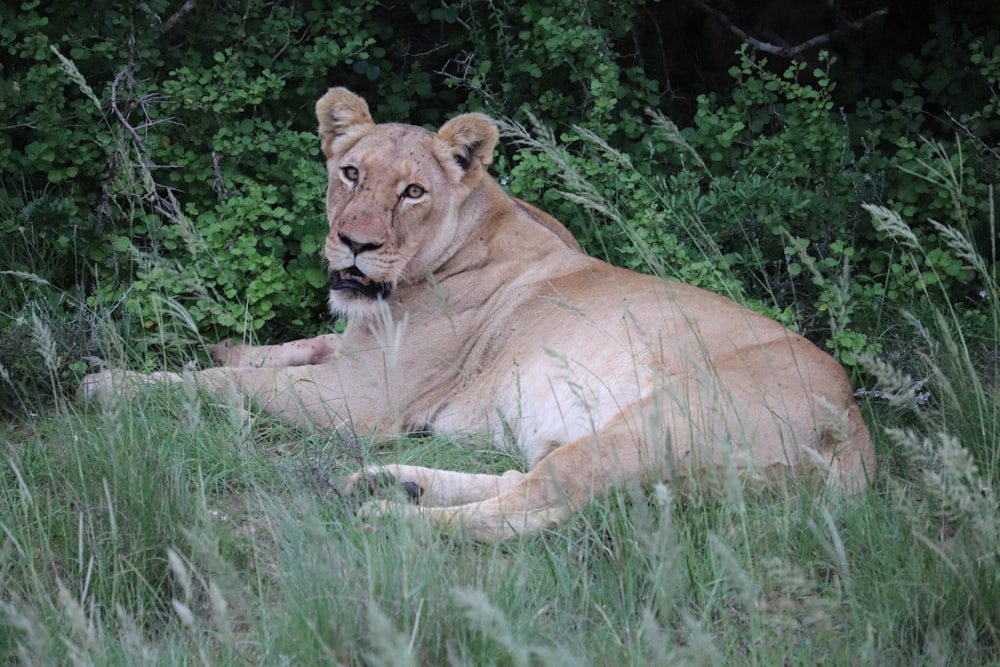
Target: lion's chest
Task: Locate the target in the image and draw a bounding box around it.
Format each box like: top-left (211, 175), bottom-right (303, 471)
top-left (391, 273), bottom-right (664, 461)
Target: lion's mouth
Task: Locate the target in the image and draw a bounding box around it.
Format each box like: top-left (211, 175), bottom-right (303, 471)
top-left (329, 267), bottom-right (392, 300)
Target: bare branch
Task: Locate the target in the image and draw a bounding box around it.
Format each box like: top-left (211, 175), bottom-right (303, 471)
top-left (110, 68), bottom-right (146, 154)
top-left (161, 0), bottom-right (199, 34)
top-left (0, 122), bottom-right (38, 131)
top-left (681, 0), bottom-right (887, 59)
top-left (108, 59), bottom-right (179, 218)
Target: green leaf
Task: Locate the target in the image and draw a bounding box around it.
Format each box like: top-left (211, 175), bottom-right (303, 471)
top-left (303, 266), bottom-right (328, 289)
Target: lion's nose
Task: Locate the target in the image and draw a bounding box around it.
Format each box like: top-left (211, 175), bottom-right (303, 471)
top-left (338, 233), bottom-right (383, 256)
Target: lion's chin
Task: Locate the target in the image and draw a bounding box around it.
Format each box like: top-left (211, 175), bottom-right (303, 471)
top-left (327, 270), bottom-right (393, 320)
top-left (327, 292), bottom-right (389, 321)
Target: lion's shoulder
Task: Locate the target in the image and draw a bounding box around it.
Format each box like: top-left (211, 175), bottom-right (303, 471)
top-left (511, 197), bottom-right (582, 252)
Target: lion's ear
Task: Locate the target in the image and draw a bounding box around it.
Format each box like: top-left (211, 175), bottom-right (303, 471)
top-left (434, 113), bottom-right (498, 179)
top-left (316, 87), bottom-right (374, 159)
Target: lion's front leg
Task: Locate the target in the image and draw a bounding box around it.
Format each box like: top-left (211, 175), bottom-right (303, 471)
top-left (79, 369), bottom-right (186, 401)
top-left (343, 465), bottom-right (526, 507)
top-left (80, 363), bottom-right (369, 431)
top-left (210, 333), bottom-right (342, 368)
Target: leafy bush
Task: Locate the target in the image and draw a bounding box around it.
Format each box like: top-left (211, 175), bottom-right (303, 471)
top-left (1, 0), bottom-right (998, 404)
top-left (2, 2), bottom-right (392, 342)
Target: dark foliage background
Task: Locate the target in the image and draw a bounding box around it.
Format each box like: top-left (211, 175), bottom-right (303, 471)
top-left (1, 0), bottom-right (998, 408)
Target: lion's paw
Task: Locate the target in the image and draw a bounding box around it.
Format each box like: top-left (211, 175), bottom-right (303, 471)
top-left (78, 370), bottom-right (142, 402)
top-left (357, 499), bottom-right (396, 519)
top-left (78, 369), bottom-right (180, 402)
top-left (342, 467), bottom-right (424, 504)
top-left (354, 499), bottom-right (435, 534)
top-left (209, 339), bottom-right (252, 367)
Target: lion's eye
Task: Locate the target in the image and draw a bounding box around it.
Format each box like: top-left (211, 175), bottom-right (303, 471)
top-left (403, 184), bottom-right (425, 199)
top-left (342, 166), bottom-right (359, 183)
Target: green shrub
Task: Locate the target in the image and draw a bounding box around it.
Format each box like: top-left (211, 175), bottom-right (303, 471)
top-left (2, 0), bottom-right (999, 403)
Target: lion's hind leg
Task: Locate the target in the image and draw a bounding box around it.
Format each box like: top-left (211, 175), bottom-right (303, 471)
top-left (358, 492), bottom-right (573, 541)
top-left (356, 442), bottom-right (609, 540)
top-left (353, 418), bottom-right (657, 540)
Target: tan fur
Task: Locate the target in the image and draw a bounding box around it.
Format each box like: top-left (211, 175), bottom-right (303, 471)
top-left (81, 88), bottom-right (875, 540)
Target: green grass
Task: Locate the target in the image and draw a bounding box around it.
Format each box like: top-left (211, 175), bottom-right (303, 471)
top-left (2, 130), bottom-right (998, 664)
top-left (1, 359), bottom-right (998, 665)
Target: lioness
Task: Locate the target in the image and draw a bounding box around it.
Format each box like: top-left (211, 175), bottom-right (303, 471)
top-left (82, 88), bottom-right (875, 539)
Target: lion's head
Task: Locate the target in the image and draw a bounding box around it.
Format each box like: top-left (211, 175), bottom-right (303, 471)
top-left (315, 88), bottom-right (499, 321)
